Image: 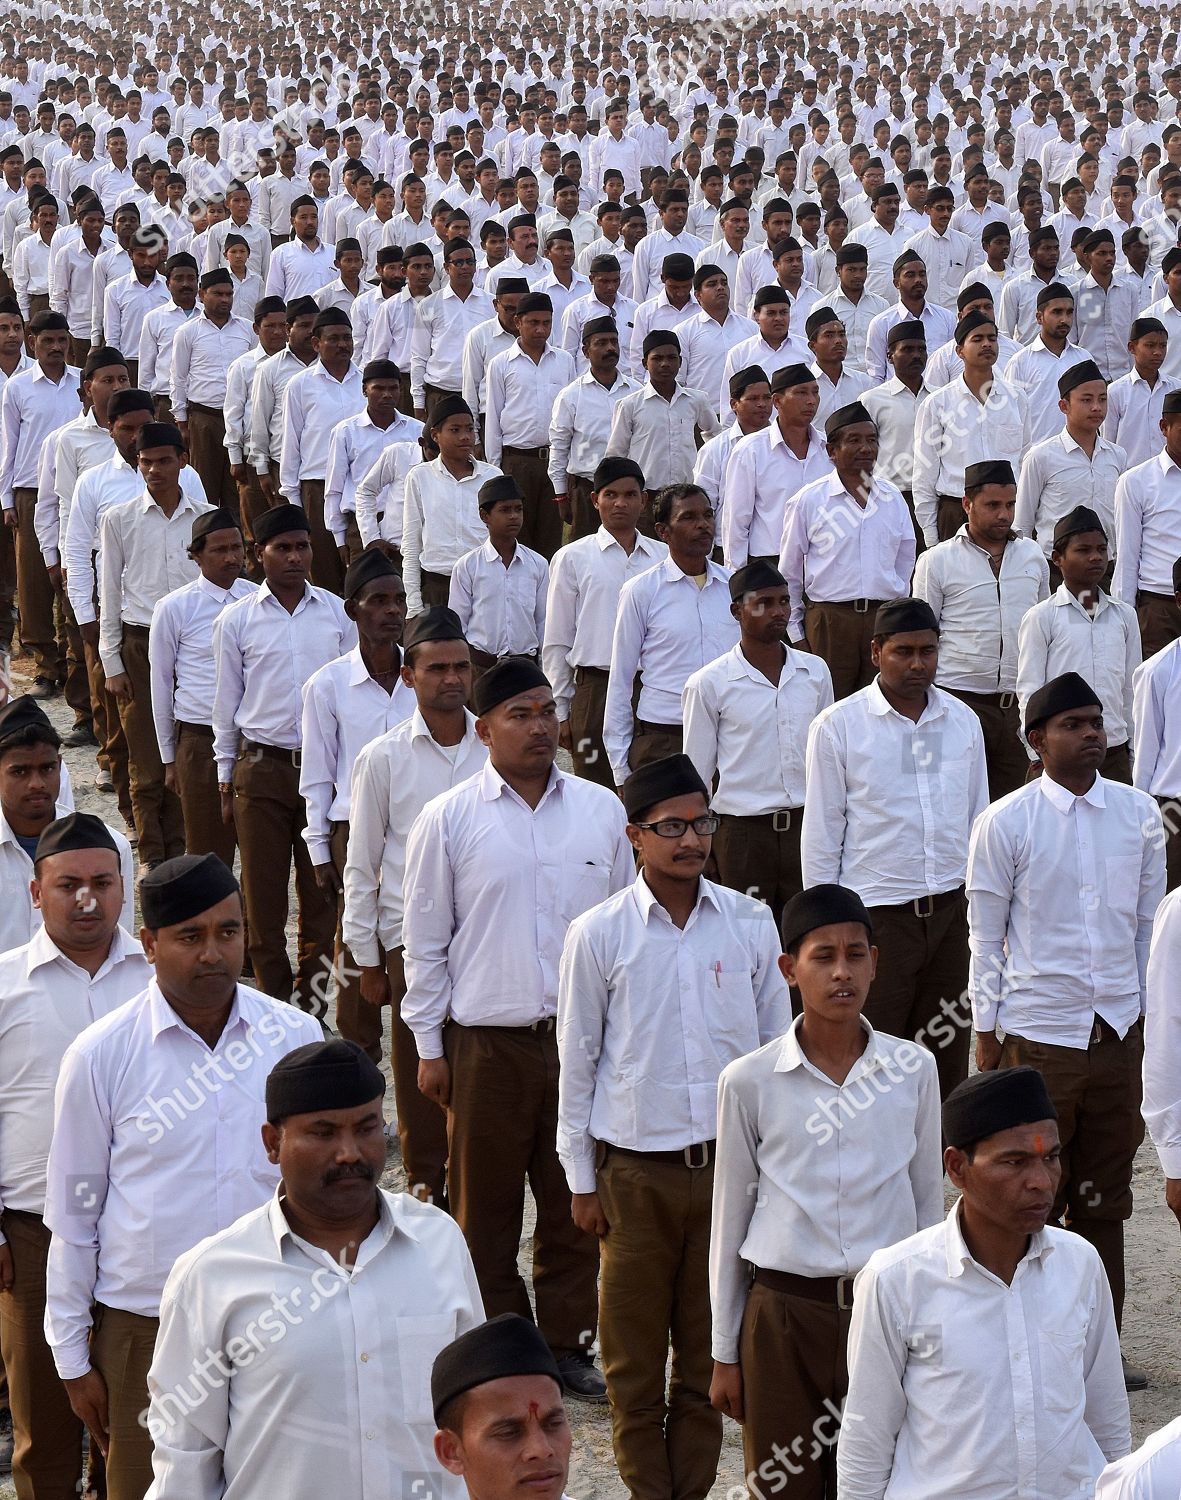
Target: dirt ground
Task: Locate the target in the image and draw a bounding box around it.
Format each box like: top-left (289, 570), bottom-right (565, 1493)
top-left (9, 670), bottom-right (1180, 1497)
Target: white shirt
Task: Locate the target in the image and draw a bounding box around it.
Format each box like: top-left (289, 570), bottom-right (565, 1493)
top-left (170, 311), bottom-right (256, 420)
top-left (710, 1017), bottom-right (943, 1362)
top-left (280, 360), bottom-right (365, 499)
top-left (1016, 587), bottom-right (1141, 755)
top-left (683, 642), bottom-right (834, 813)
top-left (605, 555), bottom-right (739, 782)
top-left (0, 363), bottom-right (81, 506)
top-left (864, 301), bottom-right (956, 385)
top-left (966, 774), bottom-right (1165, 1044)
top-left (831, 288), bottom-right (891, 372)
top-left (264, 237), bottom-right (338, 300)
top-left (0, 925), bottom-right (150, 1231)
top-left (1132, 639), bottom-right (1181, 798)
top-left (837, 1205), bottom-right (1130, 1500)
top-left (678, 308), bottom-right (758, 411)
top-left (410, 285), bottom-right (494, 406)
top-left (557, 874), bottom-right (789, 1193)
top-left (1113, 451), bottom-right (1181, 600)
top-left (779, 471), bottom-right (918, 640)
top-left (1003, 338), bottom-right (1091, 445)
top-left (460, 315), bottom-right (517, 416)
top-left (223, 345), bottom-right (267, 467)
top-left (912, 374), bottom-right (1030, 546)
top-left (139, 301), bottom-right (197, 398)
top-left (1016, 429), bottom-right (1127, 558)
top-left (145, 1188), bottom-right (484, 1500)
top-left (401, 457), bottom-right (502, 615)
top-left (1072, 273), bottom-right (1141, 380)
top-left (43, 411), bottom-right (114, 564)
top-left (547, 368), bottom-right (639, 493)
top-left (249, 348), bottom-right (312, 474)
top-left (604, 381), bottom-right (721, 491)
top-left (103, 271), bottom-right (170, 361)
top-left (342, 709), bottom-right (489, 964)
top-left (1143, 891), bottom-right (1181, 1178)
top-left (862, 377), bottom-right (931, 492)
top-left (401, 762), bottom-right (634, 1057)
top-left (912, 529), bottom-right (1050, 694)
top-left (150, 574), bottom-right (258, 762)
top-left (803, 680), bottom-right (989, 905)
top-left (299, 646), bottom-right (417, 863)
top-left (448, 539), bottom-right (548, 657)
top-left (1103, 371), bottom-right (1181, 468)
top-left (1095, 1415), bottom-right (1181, 1500)
top-left (903, 225), bottom-right (975, 310)
top-left (44, 981), bottom-right (323, 1379)
top-left (324, 411), bottom-right (423, 543)
top-left (723, 421), bottom-right (833, 567)
top-left (212, 583), bottom-right (356, 782)
top-left (484, 342), bottom-right (577, 462)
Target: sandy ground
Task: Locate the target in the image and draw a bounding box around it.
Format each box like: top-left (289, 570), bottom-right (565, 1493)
top-left (6, 666), bottom-right (1180, 1496)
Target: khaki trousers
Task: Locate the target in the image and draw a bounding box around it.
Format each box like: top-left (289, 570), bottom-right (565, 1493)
top-left (944, 688), bottom-right (1027, 802)
top-left (570, 666), bottom-right (613, 788)
top-left (0, 519), bottom-right (14, 650)
top-left (0, 1211), bottom-right (84, 1500)
top-left (1136, 589), bottom-right (1181, 659)
top-left (85, 634), bottom-right (133, 823)
top-left (67, 335), bottom-right (90, 368)
top-left (864, 889), bottom-right (970, 1101)
top-left (13, 487), bottom-right (57, 680)
top-left (186, 403), bottom-right (238, 514)
top-left (444, 1022), bottom-right (599, 1352)
top-left (569, 473), bottom-right (597, 540)
top-left (628, 719), bottom-right (683, 772)
top-left (803, 601), bottom-right (880, 701)
top-left (501, 446), bottom-right (561, 559)
top-left (231, 747), bottom-right (337, 1011)
top-left (1000, 1020), bottom-right (1144, 1329)
top-left (712, 809), bottom-right (803, 931)
top-left (596, 1151), bottom-right (721, 1500)
top-left (385, 944), bottom-right (449, 1206)
top-left (58, 592), bottom-right (92, 724)
top-left (116, 626), bottom-right (186, 866)
top-left (419, 569), bottom-right (452, 610)
top-left (739, 1279), bottom-right (850, 1500)
top-left (936, 494), bottom-right (963, 541)
top-left (1102, 742), bottom-right (1132, 784)
top-left (174, 721), bottom-right (236, 867)
top-left (330, 820), bottom-right (382, 1062)
top-left (90, 1303), bottom-right (159, 1500)
top-left (235, 470), bottom-right (269, 582)
top-left (300, 477), bottom-right (345, 594)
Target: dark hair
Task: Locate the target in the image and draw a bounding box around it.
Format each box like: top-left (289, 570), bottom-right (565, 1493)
top-left (0, 723), bottom-right (62, 758)
top-left (653, 483), bottom-right (709, 527)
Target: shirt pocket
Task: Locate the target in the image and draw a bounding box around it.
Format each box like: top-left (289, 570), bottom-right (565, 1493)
top-left (559, 859), bottom-right (613, 924)
top-left (1037, 1323), bottom-right (1087, 1415)
top-left (397, 1313), bottom-right (459, 1423)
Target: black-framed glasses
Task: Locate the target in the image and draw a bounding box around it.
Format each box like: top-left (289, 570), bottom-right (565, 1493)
top-left (632, 814), bottom-right (721, 839)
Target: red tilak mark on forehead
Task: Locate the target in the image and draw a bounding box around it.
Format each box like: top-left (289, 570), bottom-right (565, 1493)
top-left (528, 1401), bottom-right (540, 1419)
top-left (1035, 1134), bottom-right (1044, 1155)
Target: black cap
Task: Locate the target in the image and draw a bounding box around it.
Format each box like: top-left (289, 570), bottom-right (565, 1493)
top-left (342, 547), bottom-right (401, 600)
top-left (108, 388), bottom-right (155, 420)
top-left (964, 459), bottom-right (1015, 490)
top-left (431, 1314), bottom-right (562, 1426)
top-left (472, 656), bottom-right (550, 716)
top-left (426, 395), bottom-right (473, 431)
top-left (265, 1038), bottom-right (386, 1124)
top-left (254, 504), bottom-right (311, 544)
top-left (0, 694), bottom-right (55, 746)
top-left (771, 363), bottom-right (816, 393)
top-left (887, 319), bottom-right (927, 349)
top-left (140, 852), bottom-right (240, 929)
top-left (33, 811), bottom-right (119, 865)
top-left (729, 364), bottom-right (770, 398)
top-left (404, 606), bottom-right (465, 650)
top-left (1058, 359), bottom-right (1105, 397)
top-left (805, 305), bottom-right (841, 338)
top-left (516, 292), bottom-right (553, 316)
top-left (478, 474), bottom-right (524, 509)
top-left (191, 506), bottom-right (239, 546)
top-left (954, 309), bottom-right (996, 343)
top-left (780, 883), bottom-right (873, 951)
top-left (729, 559), bottom-right (787, 600)
top-left (1024, 670), bottom-right (1103, 734)
top-left (593, 456), bottom-right (644, 489)
top-left (943, 1067), bottom-right (1057, 1151)
top-left (199, 267), bottom-right (233, 289)
top-left (642, 329), bottom-right (680, 357)
top-left (621, 753), bottom-right (710, 822)
top-left (872, 597), bottom-right (939, 637)
top-left (1035, 281), bottom-right (1073, 310)
top-left (1052, 505), bottom-right (1106, 546)
top-left (824, 400), bottom-right (873, 438)
top-left (137, 421), bottom-right (184, 451)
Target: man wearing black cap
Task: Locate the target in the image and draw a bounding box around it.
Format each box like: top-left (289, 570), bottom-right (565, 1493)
top-left (845, 182), bottom-right (911, 300)
top-left (1104, 316), bottom-right (1177, 469)
top-left (138, 254), bottom-right (199, 425)
top-left (558, 256), bottom-right (637, 381)
top-left (997, 226), bottom-right (1063, 345)
top-left (1016, 358), bottom-right (1126, 582)
top-left (145, 1038), bottom-right (483, 1500)
top-left (968, 672), bottom-right (1165, 1375)
top-left (630, 189), bottom-right (703, 302)
top-left (280, 306), bottom-right (365, 591)
top-left (411, 236), bottom-right (493, 420)
top-left (838, 1067), bottom-right (1130, 1496)
top-left (249, 296), bottom-right (317, 505)
top-left (169, 268), bottom-right (254, 511)
top-left (805, 305), bottom-right (872, 427)
top-left (913, 458), bottom-right (1049, 799)
top-left (449, 475), bottom-right (548, 676)
top-left (1001, 281), bottom-right (1088, 444)
top-left (862, 250), bottom-right (954, 385)
top-left (213, 503), bottom-right (355, 1004)
top-left (548, 314), bottom-right (639, 538)
top-left (0, 813), bottom-right (149, 1500)
top-left (683, 561), bottom-right (832, 923)
top-left (403, 655), bottom-right (632, 1400)
top-left (1073, 229), bottom-right (1139, 380)
top-left (712, 884), bottom-right (942, 1500)
top-left (225, 294), bottom-right (289, 573)
top-left (432, 1314), bottom-right (571, 1500)
top-left (344, 606), bottom-right (485, 1197)
top-left (627, 253), bottom-right (698, 372)
top-left (720, 287), bottom-right (811, 401)
top-left (678, 265), bottom-right (756, 418)
top-left (458, 275), bottom-right (526, 429)
top-left (803, 598), bottom-right (988, 1098)
top-left (830, 243), bottom-right (889, 375)
top-left (99, 421), bottom-right (212, 872)
top-left (300, 548), bottom-right (412, 1057)
top-left (1113, 388), bottom-right (1181, 655)
top-left (149, 507), bottom-right (255, 867)
top-left (922, 286), bottom-right (1022, 393)
top-left (863, 320), bottom-right (931, 543)
top-left (44, 854), bottom-right (321, 1500)
top-left (1019, 507), bottom-right (1141, 784)
top-left (692, 366), bottom-right (773, 524)
top-left (557, 750), bottom-right (787, 1495)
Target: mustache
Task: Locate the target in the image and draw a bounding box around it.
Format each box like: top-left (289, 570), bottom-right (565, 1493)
top-left (324, 1163), bottom-right (375, 1185)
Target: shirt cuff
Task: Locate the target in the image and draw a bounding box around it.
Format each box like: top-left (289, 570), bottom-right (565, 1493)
top-left (306, 837), bottom-right (332, 866)
top-left (51, 1337), bottom-right (93, 1382)
top-left (227, 445), bottom-right (244, 465)
top-left (99, 650), bottom-right (125, 678)
top-left (414, 1026), bottom-right (445, 1060)
top-left (1155, 1143), bottom-right (1181, 1178)
top-left (565, 1156), bottom-right (598, 1195)
top-left (351, 938), bottom-right (381, 969)
top-left (971, 995), bottom-right (999, 1034)
top-left (72, 601), bottom-right (96, 626)
top-left (711, 1333), bottom-right (741, 1364)
top-left (42, 546), bottom-right (60, 567)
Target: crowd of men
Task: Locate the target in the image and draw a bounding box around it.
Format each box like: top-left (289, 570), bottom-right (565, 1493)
top-left (2, 0), bottom-right (1181, 1495)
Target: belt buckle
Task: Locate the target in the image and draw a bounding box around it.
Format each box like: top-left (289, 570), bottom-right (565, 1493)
top-left (684, 1141), bottom-right (710, 1169)
top-left (771, 808), bottom-right (793, 832)
top-left (853, 597), bottom-right (870, 613)
top-left (998, 691), bottom-right (1016, 710)
top-left (912, 893), bottom-right (935, 918)
top-left (837, 1274), bottom-right (856, 1312)
top-left (1089, 1017), bottom-right (1103, 1046)
top-left (290, 747), bottom-right (302, 770)
top-left (530, 1016), bottom-right (555, 1035)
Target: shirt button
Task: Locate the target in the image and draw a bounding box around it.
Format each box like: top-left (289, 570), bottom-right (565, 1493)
top-left (365, 1430), bottom-right (375, 1441)
top-left (360, 1353), bottom-right (369, 1363)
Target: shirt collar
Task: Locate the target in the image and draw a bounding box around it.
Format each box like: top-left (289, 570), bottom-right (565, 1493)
top-left (658, 553), bottom-right (725, 587)
top-left (943, 1198), bottom-right (1053, 1279)
top-left (866, 677), bottom-right (947, 724)
top-left (596, 525), bottom-right (662, 554)
top-left (147, 977), bottom-right (245, 1041)
top-left (408, 706), bottom-right (479, 744)
top-left (480, 759), bottom-right (566, 808)
top-left (196, 572), bottom-right (240, 601)
top-left (631, 869), bottom-right (720, 923)
top-left (1156, 449), bottom-right (1181, 479)
top-left (27, 920), bottom-right (143, 978)
top-left (1038, 771), bottom-right (1106, 812)
top-left (265, 1184), bottom-right (417, 1260)
top-left (136, 488), bottom-right (205, 516)
top-left (1053, 581), bottom-right (1111, 615)
top-left (774, 1012), bottom-right (884, 1074)
top-left (725, 640), bottom-right (808, 683)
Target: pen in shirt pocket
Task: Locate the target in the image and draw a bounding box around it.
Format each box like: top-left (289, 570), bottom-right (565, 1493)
top-left (713, 962), bottom-right (721, 987)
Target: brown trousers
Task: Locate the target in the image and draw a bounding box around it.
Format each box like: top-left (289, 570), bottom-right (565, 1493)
top-left (419, 569), bottom-right (452, 610)
top-left (740, 1279), bottom-right (851, 1500)
top-left (57, 592), bottom-right (91, 725)
top-left (501, 447), bottom-right (561, 559)
top-left (85, 635), bottom-right (133, 823)
top-left (186, 404), bottom-right (238, 514)
top-left (864, 889), bottom-right (970, 1101)
top-left (116, 626), bottom-right (186, 867)
top-left (945, 689), bottom-right (1027, 802)
top-left (803, 601), bottom-right (879, 701)
top-left (570, 666), bottom-right (613, 787)
top-left (231, 747), bottom-right (337, 1011)
top-left (1136, 590), bottom-right (1181, 659)
top-left (444, 1022), bottom-right (599, 1352)
top-left (1000, 1020), bottom-right (1144, 1329)
top-left (596, 1151), bottom-right (721, 1500)
top-left (569, 473), bottom-right (597, 540)
top-left (90, 1303), bottom-right (158, 1500)
top-left (1102, 742), bottom-right (1132, 784)
top-left (397, 372), bottom-right (414, 417)
top-left (67, 335), bottom-right (90, 368)
top-left (13, 487), bottom-right (57, 680)
top-left (712, 809), bottom-right (803, 931)
top-left (936, 494), bottom-right (964, 541)
top-left (300, 478), bottom-right (345, 594)
top-left (0, 1211), bottom-right (84, 1500)
top-left (152, 395), bottom-right (174, 423)
top-left (174, 721), bottom-right (236, 867)
top-left (330, 820), bottom-right (382, 1062)
top-left (1159, 797), bottom-right (1181, 891)
top-left (235, 470), bottom-right (269, 582)
top-left (0, 519), bottom-right (14, 650)
top-left (628, 719), bottom-right (684, 772)
top-left (385, 944), bottom-right (449, 1206)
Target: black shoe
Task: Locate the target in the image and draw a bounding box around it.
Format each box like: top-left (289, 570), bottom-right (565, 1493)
top-left (555, 1352), bottom-right (607, 1403)
top-left (63, 720), bottom-right (98, 747)
top-left (27, 677), bottom-right (57, 700)
top-left (1123, 1355), bottom-right (1148, 1391)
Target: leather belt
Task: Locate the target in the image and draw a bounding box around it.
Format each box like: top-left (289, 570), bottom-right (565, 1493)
top-left (574, 665), bottom-right (610, 682)
top-left (608, 1140), bottom-right (715, 1168)
top-left (451, 1017), bottom-right (557, 1036)
top-left (722, 808), bottom-right (799, 831)
top-left (176, 720), bottom-right (214, 737)
top-left (812, 597), bottom-right (884, 614)
top-left (188, 402), bottom-right (224, 416)
top-left (502, 444), bottom-right (550, 458)
top-left (122, 622), bottom-right (151, 636)
top-left (956, 688), bottom-right (1018, 710)
top-left (753, 1266), bottom-right (856, 1310)
top-left (241, 738), bottom-right (301, 766)
top-left (872, 885), bottom-right (964, 919)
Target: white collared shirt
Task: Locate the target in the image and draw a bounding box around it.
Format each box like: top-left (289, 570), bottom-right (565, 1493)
top-left (683, 642), bottom-right (834, 813)
top-left (604, 380), bottom-right (722, 491)
top-left (323, 410), bottom-right (423, 543)
top-left (1072, 273), bottom-right (1141, 380)
top-left (861, 377), bottom-right (931, 492)
top-left (1094, 1414), bottom-right (1181, 1499)
top-left (264, 237), bottom-right (338, 301)
top-left (484, 341), bottom-right (577, 462)
top-left (0, 925), bottom-right (150, 1232)
top-left (678, 308), bottom-right (758, 414)
top-left (249, 348), bottom-right (313, 473)
top-left (547, 368), bottom-right (640, 493)
top-left (1103, 370), bottom-right (1181, 468)
top-left (803, 680), bottom-right (989, 905)
top-left (912, 374), bottom-right (1031, 547)
top-left (410, 284), bottom-right (495, 406)
top-left (343, 709), bottom-right (489, 964)
top-left (44, 981), bottom-right (323, 1379)
top-left (864, 301), bottom-right (956, 385)
top-left (1132, 639), bottom-right (1181, 798)
top-left (723, 420), bottom-right (833, 567)
top-left (837, 1204), bottom-right (1130, 1499)
top-left (138, 300), bottom-right (198, 398)
top-left (280, 359), bottom-right (365, 499)
top-left (831, 288), bottom-right (891, 372)
top-left (1113, 450), bottom-right (1181, 599)
top-left (149, 573), bottom-right (258, 762)
top-left (170, 311), bottom-right (256, 420)
top-left (1144, 890), bottom-right (1181, 1177)
top-left (103, 270), bottom-right (169, 361)
top-left (710, 1016), bottom-right (943, 1361)
top-left (966, 774), bottom-right (1165, 1043)
top-left (459, 314), bottom-right (518, 416)
top-left (1002, 338), bottom-right (1091, 445)
top-left (556, 873), bottom-right (789, 1194)
top-left (1016, 587), bottom-right (1141, 755)
top-left (401, 456), bottom-right (502, 614)
top-left (1016, 428), bottom-right (1127, 559)
top-left (448, 538), bottom-right (549, 657)
top-left (402, 763), bottom-right (634, 1057)
top-left (0, 362), bottom-right (81, 506)
top-left (43, 410), bottom-right (113, 563)
top-left (354, 440), bottom-right (424, 549)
